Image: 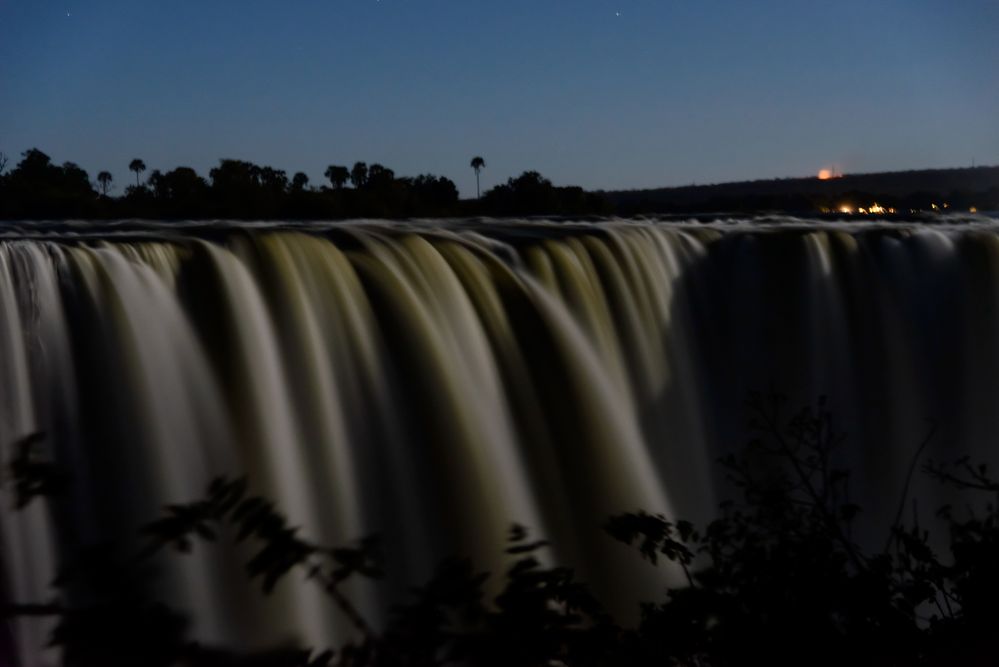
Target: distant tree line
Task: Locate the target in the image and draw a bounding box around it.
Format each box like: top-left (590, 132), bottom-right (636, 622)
top-left (607, 166), bottom-right (999, 215)
top-left (3, 148), bottom-right (995, 220)
top-left (0, 149), bottom-right (611, 220)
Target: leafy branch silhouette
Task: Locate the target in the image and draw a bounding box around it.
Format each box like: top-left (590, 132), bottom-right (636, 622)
top-left (141, 475), bottom-right (382, 640)
top-left (5, 393), bottom-right (999, 665)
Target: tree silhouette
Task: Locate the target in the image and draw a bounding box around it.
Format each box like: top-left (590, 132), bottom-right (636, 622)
top-left (209, 159), bottom-right (262, 191)
top-left (324, 165), bottom-right (349, 190)
top-left (366, 164), bottom-right (395, 191)
top-left (0, 151), bottom-right (8, 175)
top-left (148, 167), bottom-right (209, 216)
top-left (470, 156), bottom-right (486, 199)
top-left (96, 171), bottom-right (113, 196)
top-left (0, 149), bottom-right (97, 218)
top-left (129, 159), bottom-right (146, 187)
top-left (350, 162), bottom-right (368, 189)
top-left (259, 166), bottom-right (289, 194)
top-left (409, 174), bottom-right (460, 212)
top-left (19, 149), bottom-right (54, 173)
top-left (291, 172), bottom-right (310, 191)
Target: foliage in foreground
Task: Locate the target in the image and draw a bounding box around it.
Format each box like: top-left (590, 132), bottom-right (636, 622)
top-left (5, 393), bottom-right (999, 666)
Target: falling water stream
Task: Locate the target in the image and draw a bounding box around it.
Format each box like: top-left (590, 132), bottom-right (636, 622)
top-left (1, 217), bottom-right (997, 663)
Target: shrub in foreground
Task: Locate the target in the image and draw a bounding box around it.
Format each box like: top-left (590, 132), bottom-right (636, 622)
top-left (5, 393), bottom-right (999, 665)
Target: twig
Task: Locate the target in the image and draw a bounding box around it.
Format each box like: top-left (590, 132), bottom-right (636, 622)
top-left (885, 422), bottom-right (936, 554)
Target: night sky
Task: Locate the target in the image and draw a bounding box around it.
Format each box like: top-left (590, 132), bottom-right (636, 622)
top-left (2, 0), bottom-right (997, 197)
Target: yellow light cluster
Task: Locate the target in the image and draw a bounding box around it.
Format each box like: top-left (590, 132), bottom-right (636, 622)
top-left (856, 203), bottom-right (894, 215)
top-left (829, 203), bottom-right (897, 215)
top-left (821, 203), bottom-right (978, 215)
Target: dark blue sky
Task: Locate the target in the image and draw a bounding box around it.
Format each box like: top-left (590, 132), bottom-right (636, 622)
top-left (2, 0), bottom-right (997, 197)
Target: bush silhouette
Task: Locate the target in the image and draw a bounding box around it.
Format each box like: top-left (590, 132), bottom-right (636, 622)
top-left (5, 394), bottom-right (999, 665)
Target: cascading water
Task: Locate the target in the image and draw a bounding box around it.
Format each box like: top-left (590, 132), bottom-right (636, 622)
top-left (1, 217), bottom-right (997, 664)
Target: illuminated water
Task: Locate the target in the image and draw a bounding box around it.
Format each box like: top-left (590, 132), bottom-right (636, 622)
top-left (1, 216), bottom-right (998, 661)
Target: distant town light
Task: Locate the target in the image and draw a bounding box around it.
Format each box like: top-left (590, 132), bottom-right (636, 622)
top-left (838, 205), bottom-right (853, 214)
top-left (818, 169), bottom-right (834, 180)
top-left (970, 206), bottom-right (979, 213)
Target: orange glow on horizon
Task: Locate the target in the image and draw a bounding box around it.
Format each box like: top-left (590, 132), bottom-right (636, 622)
top-left (818, 169), bottom-right (833, 180)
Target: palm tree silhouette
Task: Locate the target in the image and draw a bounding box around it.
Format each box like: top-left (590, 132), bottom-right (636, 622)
top-left (96, 171), bottom-right (113, 196)
top-left (324, 165), bottom-right (350, 190)
top-left (470, 156), bottom-right (486, 199)
top-left (129, 159), bottom-right (146, 187)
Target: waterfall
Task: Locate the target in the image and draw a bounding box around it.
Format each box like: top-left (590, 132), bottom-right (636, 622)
top-left (1, 218), bottom-right (997, 662)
